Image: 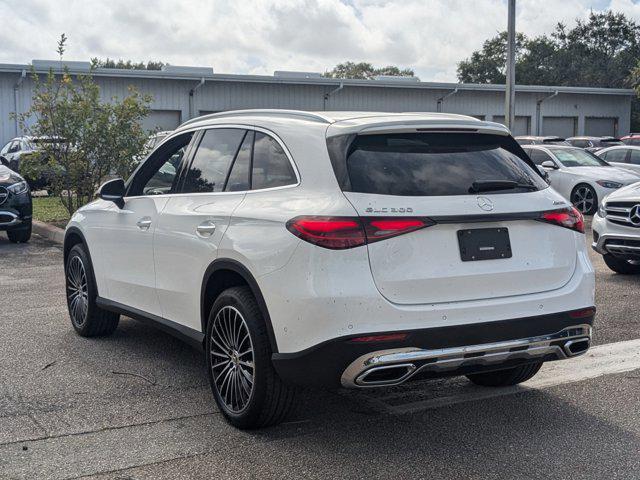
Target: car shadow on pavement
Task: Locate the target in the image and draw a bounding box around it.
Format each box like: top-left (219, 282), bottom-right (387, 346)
top-left (244, 386), bottom-right (640, 479)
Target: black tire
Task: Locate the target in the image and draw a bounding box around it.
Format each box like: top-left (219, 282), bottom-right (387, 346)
top-left (206, 286), bottom-right (296, 429)
top-left (65, 244), bottom-right (119, 337)
top-left (466, 362), bottom-right (543, 387)
top-left (571, 183), bottom-right (598, 215)
top-left (7, 221), bottom-right (31, 243)
top-left (603, 254), bottom-right (640, 274)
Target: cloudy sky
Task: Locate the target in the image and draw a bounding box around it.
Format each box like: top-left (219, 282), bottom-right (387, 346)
top-left (1, 0), bottom-right (639, 81)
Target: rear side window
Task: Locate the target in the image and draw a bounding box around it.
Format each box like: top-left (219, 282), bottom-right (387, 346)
top-left (225, 131), bottom-right (253, 192)
top-left (602, 149), bottom-right (628, 163)
top-left (630, 150), bottom-right (640, 165)
top-left (182, 129), bottom-right (245, 193)
top-left (329, 133), bottom-right (547, 196)
top-left (251, 132), bottom-right (297, 190)
top-left (527, 149), bottom-right (554, 165)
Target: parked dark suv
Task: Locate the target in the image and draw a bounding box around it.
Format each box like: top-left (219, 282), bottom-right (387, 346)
top-left (0, 165), bottom-right (32, 243)
top-left (0, 136), bottom-right (65, 190)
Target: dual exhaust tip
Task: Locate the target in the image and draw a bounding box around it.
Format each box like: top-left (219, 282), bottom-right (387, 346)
top-left (355, 337), bottom-right (590, 387)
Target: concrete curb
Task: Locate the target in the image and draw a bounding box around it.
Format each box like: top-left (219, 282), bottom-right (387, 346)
top-left (32, 220), bottom-right (65, 245)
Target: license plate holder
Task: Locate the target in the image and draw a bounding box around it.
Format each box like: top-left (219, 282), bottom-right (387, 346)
top-left (457, 227), bottom-right (512, 262)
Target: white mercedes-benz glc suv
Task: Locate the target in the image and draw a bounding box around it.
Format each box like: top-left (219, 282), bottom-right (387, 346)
top-left (63, 110), bottom-right (595, 429)
top-left (592, 182), bottom-right (640, 274)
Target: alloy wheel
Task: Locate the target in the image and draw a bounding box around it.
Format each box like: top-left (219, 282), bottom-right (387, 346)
top-left (572, 186), bottom-right (595, 214)
top-left (209, 306), bottom-right (255, 413)
top-left (67, 256), bottom-right (89, 327)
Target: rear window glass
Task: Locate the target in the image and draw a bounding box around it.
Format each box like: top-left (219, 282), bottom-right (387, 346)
top-left (329, 133), bottom-right (547, 196)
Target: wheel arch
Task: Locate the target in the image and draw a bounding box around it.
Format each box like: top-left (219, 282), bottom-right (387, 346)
top-left (63, 226), bottom-right (89, 265)
top-left (201, 259), bottom-right (279, 353)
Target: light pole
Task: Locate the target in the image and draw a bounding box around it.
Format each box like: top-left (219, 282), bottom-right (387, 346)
top-left (505, 0), bottom-right (516, 131)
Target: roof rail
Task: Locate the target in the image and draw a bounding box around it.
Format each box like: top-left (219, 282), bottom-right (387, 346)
top-left (179, 109), bottom-right (332, 128)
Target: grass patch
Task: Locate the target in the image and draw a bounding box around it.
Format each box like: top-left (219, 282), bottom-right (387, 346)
top-left (32, 196), bottom-right (71, 225)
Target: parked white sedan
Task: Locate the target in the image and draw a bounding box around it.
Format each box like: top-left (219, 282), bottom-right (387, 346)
top-left (522, 145), bottom-right (640, 214)
top-left (596, 145), bottom-right (640, 176)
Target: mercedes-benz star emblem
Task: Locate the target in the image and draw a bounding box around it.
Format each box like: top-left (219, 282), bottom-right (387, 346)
top-left (477, 196), bottom-right (494, 212)
top-left (630, 204), bottom-right (640, 226)
top-left (0, 187), bottom-right (8, 206)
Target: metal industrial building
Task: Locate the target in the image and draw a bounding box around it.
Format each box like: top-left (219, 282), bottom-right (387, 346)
top-left (0, 59), bottom-right (635, 146)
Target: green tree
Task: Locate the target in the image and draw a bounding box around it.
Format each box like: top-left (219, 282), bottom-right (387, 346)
top-left (90, 57), bottom-right (166, 70)
top-left (458, 11), bottom-right (640, 88)
top-left (457, 32), bottom-right (528, 84)
top-left (324, 61), bottom-right (414, 79)
top-left (16, 35), bottom-right (154, 215)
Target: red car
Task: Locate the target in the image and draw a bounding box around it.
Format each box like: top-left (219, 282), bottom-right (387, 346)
top-left (621, 134), bottom-right (640, 146)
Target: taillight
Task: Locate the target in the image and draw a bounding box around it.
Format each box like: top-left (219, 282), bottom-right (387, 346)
top-left (286, 216), bottom-right (366, 249)
top-left (364, 217), bottom-right (435, 243)
top-left (537, 207), bottom-right (584, 234)
top-left (286, 216), bottom-right (434, 249)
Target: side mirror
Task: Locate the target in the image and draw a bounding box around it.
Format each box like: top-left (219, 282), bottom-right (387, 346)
top-left (0, 156), bottom-right (7, 167)
top-left (541, 160), bottom-right (558, 170)
top-left (536, 165), bottom-right (551, 184)
top-left (98, 178), bottom-right (126, 208)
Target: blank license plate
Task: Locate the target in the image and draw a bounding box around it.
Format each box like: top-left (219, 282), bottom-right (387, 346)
top-left (457, 227), bottom-right (512, 262)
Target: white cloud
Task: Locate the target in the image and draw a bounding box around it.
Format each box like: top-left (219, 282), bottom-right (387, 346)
top-left (0, 0), bottom-right (638, 81)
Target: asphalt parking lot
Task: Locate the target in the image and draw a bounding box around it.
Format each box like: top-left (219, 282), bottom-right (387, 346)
top-left (1, 220), bottom-right (639, 479)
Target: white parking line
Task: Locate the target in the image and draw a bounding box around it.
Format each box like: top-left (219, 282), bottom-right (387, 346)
top-left (387, 338), bottom-right (640, 415)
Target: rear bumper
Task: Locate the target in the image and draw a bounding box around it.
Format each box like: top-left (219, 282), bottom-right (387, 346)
top-left (272, 309), bottom-right (594, 389)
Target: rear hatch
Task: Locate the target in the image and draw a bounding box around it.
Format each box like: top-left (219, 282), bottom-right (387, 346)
top-left (327, 130), bottom-right (579, 305)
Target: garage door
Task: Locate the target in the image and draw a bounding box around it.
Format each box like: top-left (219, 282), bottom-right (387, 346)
top-left (493, 116), bottom-right (531, 136)
top-left (585, 117), bottom-right (618, 137)
top-left (542, 117), bottom-right (577, 138)
top-left (141, 110), bottom-right (182, 133)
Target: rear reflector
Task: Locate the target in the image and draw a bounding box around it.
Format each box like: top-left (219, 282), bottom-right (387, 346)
top-left (286, 216), bottom-right (434, 249)
top-left (350, 333), bottom-right (408, 343)
top-left (568, 307), bottom-right (596, 319)
top-left (537, 207), bottom-right (584, 234)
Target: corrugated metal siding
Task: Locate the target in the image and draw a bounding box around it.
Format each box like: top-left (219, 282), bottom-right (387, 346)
top-left (0, 71), bottom-right (633, 146)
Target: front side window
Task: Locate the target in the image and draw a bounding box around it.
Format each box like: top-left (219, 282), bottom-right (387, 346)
top-left (128, 132), bottom-right (193, 196)
top-left (251, 132), bottom-right (297, 190)
top-left (182, 129), bottom-right (245, 193)
top-left (329, 133), bottom-right (547, 196)
top-left (548, 148), bottom-right (610, 167)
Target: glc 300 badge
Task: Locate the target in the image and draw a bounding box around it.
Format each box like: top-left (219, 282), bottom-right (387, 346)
top-left (365, 207), bottom-right (414, 214)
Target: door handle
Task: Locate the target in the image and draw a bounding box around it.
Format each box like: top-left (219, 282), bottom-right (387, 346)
top-left (196, 221), bottom-right (216, 237)
top-left (136, 218), bottom-right (152, 231)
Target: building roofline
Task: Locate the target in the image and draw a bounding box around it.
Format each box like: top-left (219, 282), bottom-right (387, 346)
top-left (0, 61), bottom-right (635, 96)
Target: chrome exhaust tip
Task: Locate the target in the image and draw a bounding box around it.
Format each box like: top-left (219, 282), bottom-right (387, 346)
top-left (355, 363), bottom-right (416, 387)
top-left (563, 338), bottom-right (590, 357)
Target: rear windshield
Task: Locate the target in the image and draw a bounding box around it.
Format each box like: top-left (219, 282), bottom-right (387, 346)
top-left (327, 133), bottom-right (547, 196)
